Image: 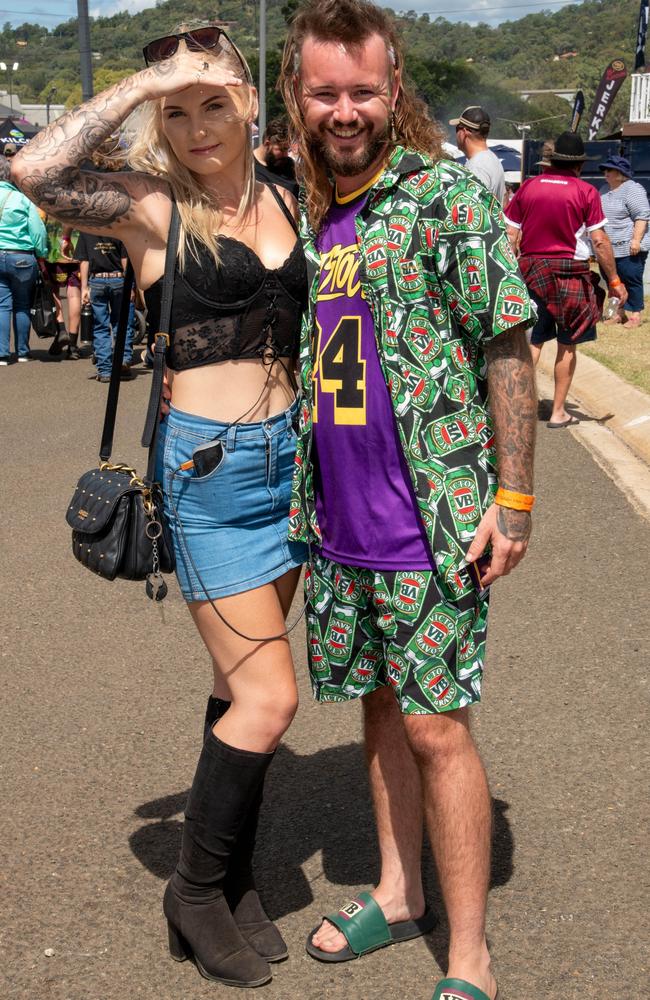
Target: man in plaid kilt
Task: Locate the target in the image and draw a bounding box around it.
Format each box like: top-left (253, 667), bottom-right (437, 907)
top-left (505, 131), bottom-right (627, 428)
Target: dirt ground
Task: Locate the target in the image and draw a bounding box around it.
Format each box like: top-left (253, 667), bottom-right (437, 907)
top-left (1, 350), bottom-right (648, 1000)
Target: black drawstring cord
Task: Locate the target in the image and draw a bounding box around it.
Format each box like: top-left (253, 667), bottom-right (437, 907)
top-left (165, 359), bottom-right (312, 642)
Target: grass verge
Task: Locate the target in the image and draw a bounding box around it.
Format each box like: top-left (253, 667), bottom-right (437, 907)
top-left (581, 319), bottom-right (650, 396)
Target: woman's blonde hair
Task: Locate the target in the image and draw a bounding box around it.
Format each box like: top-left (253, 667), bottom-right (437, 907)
top-left (125, 29), bottom-right (256, 267)
top-left (279, 0), bottom-right (446, 233)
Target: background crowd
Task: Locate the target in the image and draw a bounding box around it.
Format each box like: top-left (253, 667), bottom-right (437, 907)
top-left (0, 110), bottom-right (647, 372)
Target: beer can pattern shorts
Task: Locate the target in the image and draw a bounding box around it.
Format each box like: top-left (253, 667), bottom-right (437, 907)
top-left (306, 553), bottom-right (490, 714)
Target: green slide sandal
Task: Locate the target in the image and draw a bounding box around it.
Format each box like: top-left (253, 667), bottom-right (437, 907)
top-left (305, 891), bottom-right (436, 963)
top-left (432, 977), bottom-right (498, 1000)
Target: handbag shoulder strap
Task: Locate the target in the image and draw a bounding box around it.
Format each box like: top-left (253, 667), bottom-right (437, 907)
top-left (142, 201), bottom-right (180, 482)
top-left (98, 259), bottom-right (135, 462)
top-left (98, 201), bottom-right (180, 469)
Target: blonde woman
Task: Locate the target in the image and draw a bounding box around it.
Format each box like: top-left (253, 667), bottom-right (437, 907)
top-left (13, 25), bottom-right (307, 988)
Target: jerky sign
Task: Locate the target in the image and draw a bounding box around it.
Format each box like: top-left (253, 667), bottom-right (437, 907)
top-left (587, 59), bottom-right (627, 140)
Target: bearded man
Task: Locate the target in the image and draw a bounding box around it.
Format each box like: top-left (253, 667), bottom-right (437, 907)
top-left (280, 4), bottom-right (537, 999)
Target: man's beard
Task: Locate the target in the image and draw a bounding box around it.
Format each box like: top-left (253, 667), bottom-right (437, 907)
top-left (314, 120), bottom-right (390, 177)
top-left (265, 150), bottom-right (295, 178)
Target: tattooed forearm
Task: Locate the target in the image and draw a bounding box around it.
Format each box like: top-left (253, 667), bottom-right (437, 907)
top-left (484, 323), bottom-right (536, 537)
top-left (496, 505), bottom-right (531, 543)
top-left (26, 165), bottom-right (132, 227)
top-left (16, 64), bottom-right (176, 167)
top-left (11, 72), bottom-right (152, 230)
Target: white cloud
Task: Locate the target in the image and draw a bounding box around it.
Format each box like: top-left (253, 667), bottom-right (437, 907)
top-left (8, 0), bottom-right (580, 32)
top-left (388, 0), bottom-right (576, 28)
top-left (90, 0), bottom-right (152, 17)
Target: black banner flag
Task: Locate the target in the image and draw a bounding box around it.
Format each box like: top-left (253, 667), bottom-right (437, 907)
top-left (570, 90), bottom-right (585, 132)
top-left (587, 59), bottom-right (627, 140)
top-left (635, 0), bottom-right (649, 71)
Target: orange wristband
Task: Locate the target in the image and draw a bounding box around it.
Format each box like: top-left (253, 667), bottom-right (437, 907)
top-left (495, 487), bottom-right (535, 512)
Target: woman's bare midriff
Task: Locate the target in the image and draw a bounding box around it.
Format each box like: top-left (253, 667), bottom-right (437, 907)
top-left (168, 357), bottom-right (298, 423)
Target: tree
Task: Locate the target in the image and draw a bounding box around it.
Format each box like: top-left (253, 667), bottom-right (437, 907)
top-left (281, 0), bottom-right (300, 25)
top-left (64, 67), bottom-right (139, 108)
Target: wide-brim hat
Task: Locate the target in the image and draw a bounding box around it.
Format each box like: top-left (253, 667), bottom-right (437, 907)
top-left (549, 130), bottom-right (587, 163)
top-left (598, 154), bottom-right (633, 178)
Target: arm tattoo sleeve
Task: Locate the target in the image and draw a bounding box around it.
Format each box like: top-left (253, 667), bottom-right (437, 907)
top-left (14, 75), bottom-right (151, 230)
top-left (484, 324), bottom-right (537, 541)
top-left (27, 166), bottom-right (132, 229)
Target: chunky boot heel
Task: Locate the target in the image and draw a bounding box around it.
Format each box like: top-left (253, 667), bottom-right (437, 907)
top-left (202, 695), bottom-right (287, 964)
top-left (167, 921), bottom-right (189, 962)
top-left (164, 882), bottom-right (271, 986)
top-left (164, 731), bottom-right (275, 987)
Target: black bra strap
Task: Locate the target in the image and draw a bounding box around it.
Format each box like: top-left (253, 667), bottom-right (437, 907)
top-left (268, 184), bottom-right (299, 234)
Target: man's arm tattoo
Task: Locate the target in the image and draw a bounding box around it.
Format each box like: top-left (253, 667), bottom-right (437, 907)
top-left (496, 505), bottom-right (531, 543)
top-left (484, 324), bottom-right (537, 542)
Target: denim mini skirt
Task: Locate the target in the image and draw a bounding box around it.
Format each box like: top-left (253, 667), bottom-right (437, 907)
top-left (155, 399), bottom-right (308, 601)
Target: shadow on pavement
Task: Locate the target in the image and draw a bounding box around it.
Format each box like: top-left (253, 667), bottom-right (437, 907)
top-left (129, 742), bottom-right (514, 970)
top-left (537, 397), bottom-right (614, 424)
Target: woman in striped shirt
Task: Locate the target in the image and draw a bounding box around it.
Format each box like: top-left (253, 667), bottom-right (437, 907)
top-left (599, 154), bottom-right (650, 326)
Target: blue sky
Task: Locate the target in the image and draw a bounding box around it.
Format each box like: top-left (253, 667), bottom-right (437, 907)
top-left (2, 0), bottom-right (580, 32)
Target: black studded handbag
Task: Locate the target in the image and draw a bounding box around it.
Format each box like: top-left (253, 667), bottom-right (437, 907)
top-left (65, 206), bottom-right (180, 601)
top-left (66, 463), bottom-right (174, 585)
top-left (31, 274), bottom-right (58, 339)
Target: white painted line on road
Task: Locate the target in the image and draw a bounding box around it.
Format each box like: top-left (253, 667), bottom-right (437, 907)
top-left (624, 414), bottom-right (650, 428)
top-left (537, 372), bottom-right (650, 522)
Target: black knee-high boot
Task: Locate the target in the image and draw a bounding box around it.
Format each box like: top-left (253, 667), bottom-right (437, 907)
top-left (66, 333), bottom-right (80, 360)
top-left (204, 697), bottom-right (288, 963)
top-left (163, 732), bottom-right (273, 987)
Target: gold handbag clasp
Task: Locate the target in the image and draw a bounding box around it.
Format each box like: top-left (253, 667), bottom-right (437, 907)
top-left (100, 461), bottom-right (137, 477)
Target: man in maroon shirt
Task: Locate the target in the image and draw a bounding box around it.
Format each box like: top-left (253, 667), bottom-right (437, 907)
top-left (505, 131), bottom-right (626, 427)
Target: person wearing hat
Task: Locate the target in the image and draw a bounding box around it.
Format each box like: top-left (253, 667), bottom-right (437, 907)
top-left (535, 139), bottom-right (554, 171)
top-left (449, 106), bottom-right (506, 204)
top-left (504, 131), bottom-right (627, 428)
top-left (598, 154), bottom-right (650, 326)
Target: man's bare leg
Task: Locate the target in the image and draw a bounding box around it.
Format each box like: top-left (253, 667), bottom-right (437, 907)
top-left (311, 686), bottom-right (426, 952)
top-left (404, 708), bottom-right (497, 1000)
top-left (549, 342), bottom-right (577, 424)
top-left (528, 341), bottom-right (542, 367)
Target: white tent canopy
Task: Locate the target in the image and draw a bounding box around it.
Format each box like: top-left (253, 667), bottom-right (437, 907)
top-left (444, 138), bottom-right (523, 182)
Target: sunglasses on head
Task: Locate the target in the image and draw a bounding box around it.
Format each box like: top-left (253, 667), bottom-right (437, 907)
top-left (142, 26), bottom-right (251, 82)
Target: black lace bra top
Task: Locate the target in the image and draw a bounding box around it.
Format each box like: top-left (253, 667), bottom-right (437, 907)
top-left (143, 193), bottom-right (307, 372)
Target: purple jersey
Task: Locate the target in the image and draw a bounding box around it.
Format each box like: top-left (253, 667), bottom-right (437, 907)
top-left (313, 180), bottom-right (434, 570)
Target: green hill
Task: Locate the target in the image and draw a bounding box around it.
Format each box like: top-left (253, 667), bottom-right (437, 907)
top-left (3, 0), bottom-right (641, 139)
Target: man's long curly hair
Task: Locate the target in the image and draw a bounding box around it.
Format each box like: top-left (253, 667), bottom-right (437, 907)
top-left (279, 0), bottom-right (446, 233)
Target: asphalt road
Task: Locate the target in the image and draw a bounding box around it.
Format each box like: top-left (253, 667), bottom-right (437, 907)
top-left (1, 346), bottom-right (648, 1000)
